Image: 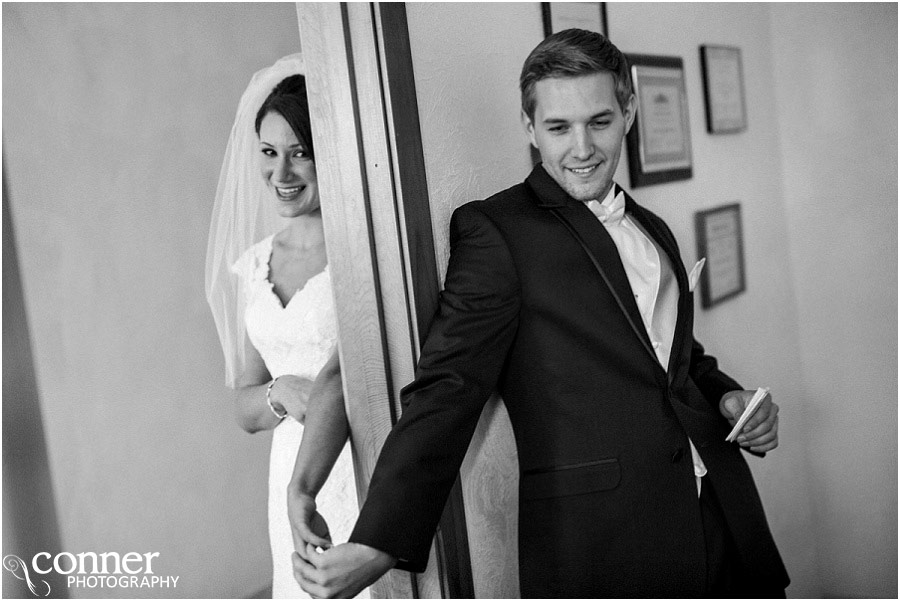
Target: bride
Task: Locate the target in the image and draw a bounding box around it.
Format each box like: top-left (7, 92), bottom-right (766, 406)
top-left (206, 54), bottom-right (366, 599)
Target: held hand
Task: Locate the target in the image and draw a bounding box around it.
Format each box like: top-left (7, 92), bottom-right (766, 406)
top-left (270, 375), bottom-right (315, 423)
top-left (720, 390), bottom-right (779, 452)
top-left (288, 488), bottom-right (332, 554)
top-left (293, 542), bottom-right (396, 599)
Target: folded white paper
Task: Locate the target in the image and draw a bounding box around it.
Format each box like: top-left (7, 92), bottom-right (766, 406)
top-left (726, 387), bottom-right (770, 442)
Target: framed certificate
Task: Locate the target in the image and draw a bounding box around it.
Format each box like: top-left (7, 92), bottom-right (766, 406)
top-left (542, 2), bottom-right (607, 37)
top-left (700, 45), bottom-right (747, 133)
top-left (626, 54), bottom-right (693, 187)
top-left (694, 203), bottom-right (746, 308)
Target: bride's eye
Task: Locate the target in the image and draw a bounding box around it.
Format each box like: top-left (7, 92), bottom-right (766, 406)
top-left (261, 148), bottom-right (277, 157)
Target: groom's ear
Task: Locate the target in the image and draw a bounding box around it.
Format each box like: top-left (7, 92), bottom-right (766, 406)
top-left (622, 94), bottom-right (636, 135)
top-left (522, 110), bottom-right (539, 150)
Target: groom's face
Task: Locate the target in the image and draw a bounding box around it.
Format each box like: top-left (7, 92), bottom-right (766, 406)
top-left (524, 72), bottom-right (635, 202)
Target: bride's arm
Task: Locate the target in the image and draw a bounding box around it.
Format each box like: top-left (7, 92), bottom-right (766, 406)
top-left (287, 348), bottom-right (351, 549)
top-left (233, 336), bottom-right (314, 433)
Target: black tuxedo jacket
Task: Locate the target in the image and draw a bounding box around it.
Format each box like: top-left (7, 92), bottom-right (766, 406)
top-left (350, 165), bottom-right (788, 597)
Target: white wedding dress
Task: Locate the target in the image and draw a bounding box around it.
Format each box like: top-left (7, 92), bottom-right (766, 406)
top-left (234, 235), bottom-right (366, 599)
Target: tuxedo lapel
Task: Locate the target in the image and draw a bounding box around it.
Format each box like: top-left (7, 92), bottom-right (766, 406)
top-left (526, 167), bottom-right (658, 365)
top-left (626, 196), bottom-right (693, 383)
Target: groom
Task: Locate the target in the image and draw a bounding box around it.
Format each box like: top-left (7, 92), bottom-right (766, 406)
top-left (294, 29), bottom-right (789, 597)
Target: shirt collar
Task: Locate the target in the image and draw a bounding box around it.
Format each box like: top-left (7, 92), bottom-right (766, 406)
top-left (586, 184), bottom-right (626, 226)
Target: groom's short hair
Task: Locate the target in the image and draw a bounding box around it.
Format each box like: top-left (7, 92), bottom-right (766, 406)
top-left (519, 28), bottom-right (633, 121)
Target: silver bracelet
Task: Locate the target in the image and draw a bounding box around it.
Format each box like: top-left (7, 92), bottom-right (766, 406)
top-left (266, 377), bottom-right (288, 420)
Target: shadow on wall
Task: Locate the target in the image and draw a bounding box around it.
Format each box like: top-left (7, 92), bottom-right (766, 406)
top-left (2, 171), bottom-right (69, 599)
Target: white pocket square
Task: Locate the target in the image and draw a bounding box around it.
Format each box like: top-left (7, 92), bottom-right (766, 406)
top-left (688, 258), bottom-right (706, 292)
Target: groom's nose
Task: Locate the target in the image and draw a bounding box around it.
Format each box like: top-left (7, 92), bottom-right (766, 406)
top-left (571, 127), bottom-right (595, 160)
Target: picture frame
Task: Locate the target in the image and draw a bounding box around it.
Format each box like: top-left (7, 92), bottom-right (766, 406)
top-left (542, 2), bottom-right (607, 37)
top-left (694, 203), bottom-right (746, 309)
top-left (700, 45), bottom-right (747, 133)
top-left (625, 54), bottom-right (693, 187)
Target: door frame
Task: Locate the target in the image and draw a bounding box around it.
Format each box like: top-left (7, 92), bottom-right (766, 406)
top-left (296, 3), bottom-right (474, 597)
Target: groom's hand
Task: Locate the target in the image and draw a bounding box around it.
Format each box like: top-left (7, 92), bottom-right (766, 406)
top-left (720, 389), bottom-right (779, 452)
top-left (293, 542), bottom-right (396, 599)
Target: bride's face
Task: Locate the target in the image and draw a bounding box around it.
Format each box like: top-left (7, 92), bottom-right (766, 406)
top-left (258, 111), bottom-right (319, 218)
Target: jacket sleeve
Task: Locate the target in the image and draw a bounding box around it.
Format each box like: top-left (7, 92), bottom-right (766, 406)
top-left (690, 338), bottom-right (772, 458)
top-left (349, 203), bottom-right (521, 572)
top-left (688, 337), bottom-right (742, 408)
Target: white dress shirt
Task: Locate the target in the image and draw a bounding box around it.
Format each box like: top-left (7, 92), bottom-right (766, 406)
top-left (585, 185), bottom-right (706, 496)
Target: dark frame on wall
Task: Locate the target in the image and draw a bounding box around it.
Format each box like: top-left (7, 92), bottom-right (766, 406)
top-left (694, 203), bottom-right (746, 309)
top-left (542, 2), bottom-right (608, 37)
top-left (626, 54), bottom-right (693, 187)
top-left (700, 44), bottom-right (747, 134)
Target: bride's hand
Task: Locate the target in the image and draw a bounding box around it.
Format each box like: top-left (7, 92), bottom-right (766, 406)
top-left (269, 375), bottom-right (315, 423)
top-left (288, 488), bottom-right (333, 556)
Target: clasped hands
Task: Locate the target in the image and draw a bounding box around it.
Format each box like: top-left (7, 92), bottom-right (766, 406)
top-left (288, 489), bottom-right (395, 599)
top-left (269, 374), bottom-right (316, 424)
top-left (719, 389), bottom-right (779, 453)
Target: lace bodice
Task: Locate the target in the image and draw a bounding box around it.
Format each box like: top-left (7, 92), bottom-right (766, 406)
top-left (232, 234), bottom-right (337, 379)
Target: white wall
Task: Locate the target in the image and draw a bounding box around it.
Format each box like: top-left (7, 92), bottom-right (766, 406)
top-left (3, 4), bottom-right (302, 597)
top-left (769, 4), bottom-right (898, 597)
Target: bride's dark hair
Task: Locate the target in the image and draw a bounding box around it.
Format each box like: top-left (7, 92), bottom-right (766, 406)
top-left (254, 74), bottom-right (315, 161)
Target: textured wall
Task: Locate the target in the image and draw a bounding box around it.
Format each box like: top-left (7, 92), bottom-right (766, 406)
top-left (3, 4), bottom-right (301, 597)
top-left (405, 3), bottom-right (543, 597)
top-left (769, 4), bottom-right (898, 597)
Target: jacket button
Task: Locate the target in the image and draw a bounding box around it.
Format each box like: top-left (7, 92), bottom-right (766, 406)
top-left (671, 448), bottom-right (685, 463)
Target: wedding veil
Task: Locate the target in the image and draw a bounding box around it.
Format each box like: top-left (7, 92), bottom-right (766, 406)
top-left (205, 54), bottom-right (306, 387)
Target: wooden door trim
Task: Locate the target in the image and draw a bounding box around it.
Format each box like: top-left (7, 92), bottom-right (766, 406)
top-left (297, 2), bottom-right (474, 597)
top-left (376, 5), bottom-right (475, 597)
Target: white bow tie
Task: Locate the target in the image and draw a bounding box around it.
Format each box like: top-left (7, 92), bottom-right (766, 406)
top-left (586, 191), bottom-right (626, 226)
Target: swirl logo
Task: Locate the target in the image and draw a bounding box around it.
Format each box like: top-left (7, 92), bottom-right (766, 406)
top-left (3, 554), bottom-right (50, 597)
